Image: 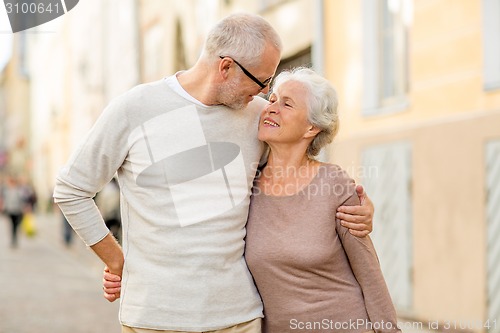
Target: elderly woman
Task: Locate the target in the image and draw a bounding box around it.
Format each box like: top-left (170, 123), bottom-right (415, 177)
top-left (244, 67), bottom-right (400, 333)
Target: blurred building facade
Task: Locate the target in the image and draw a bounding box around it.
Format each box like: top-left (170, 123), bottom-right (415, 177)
top-left (0, 34), bottom-right (30, 180)
top-left (0, 0), bottom-right (499, 331)
top-left (25, 0), bottom-right (141, 208)
top-left (325, 0), bottom-right (500, 331)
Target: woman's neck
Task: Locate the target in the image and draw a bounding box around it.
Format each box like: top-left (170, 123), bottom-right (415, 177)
top-left (259, 147), bottom-right (321, 196)
top-left (265, 150), bottom-right (312, 176)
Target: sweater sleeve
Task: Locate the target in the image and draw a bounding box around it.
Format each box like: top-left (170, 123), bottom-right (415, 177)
top-left (335, 193), bottom-right (401, 333)
top-left (53, 95), bottom-right (130, 246)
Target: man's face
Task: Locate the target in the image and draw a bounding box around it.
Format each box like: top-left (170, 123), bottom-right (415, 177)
top-left (219, 45), bottom-right (281, 110)
top-left (217, 76), bottom-right (255, 110)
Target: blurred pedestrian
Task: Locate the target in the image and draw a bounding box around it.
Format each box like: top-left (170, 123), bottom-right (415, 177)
top-left (19, 176), bottom-right (37, 213)
top-left (62, 211), bottom-right (74, 246)
top-left (1, 176), bottom-right (25, 248)
top-left (0, 176), bottom-right (4, 212)
top-left (95, 178), bottom-right (121, 243)
top-left (55, 13), bottom-right (374, 333)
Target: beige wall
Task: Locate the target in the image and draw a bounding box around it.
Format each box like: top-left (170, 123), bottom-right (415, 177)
top-left (332, 111), bottom-right (500, 325)
top-left (325, 0), bottom-right (500, 328)
top-left (325, 0), bottom-right (500, 136)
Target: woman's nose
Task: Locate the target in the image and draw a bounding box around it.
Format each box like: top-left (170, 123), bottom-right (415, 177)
top-left (266, 102), bottom-right (279, 114)
top-left (269, 107), bottom-right (279, 114)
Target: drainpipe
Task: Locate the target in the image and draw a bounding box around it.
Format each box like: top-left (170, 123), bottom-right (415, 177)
top-left (313, 0), bottom-right (328, 162)
top-left (132, 0), bottom-right (141, 84)
top-left (312, 0), bottom-right (324, 76)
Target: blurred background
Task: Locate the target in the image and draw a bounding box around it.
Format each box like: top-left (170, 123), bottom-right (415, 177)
top-left (0, 0), bottom-right (499, 332)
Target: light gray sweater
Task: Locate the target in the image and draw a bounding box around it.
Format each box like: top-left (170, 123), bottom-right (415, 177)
top-left (54, 78), bottom-right (266, 331)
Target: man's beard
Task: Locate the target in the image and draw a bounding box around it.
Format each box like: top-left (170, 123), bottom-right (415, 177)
top-left (217, 78), bottom-right (251, 110)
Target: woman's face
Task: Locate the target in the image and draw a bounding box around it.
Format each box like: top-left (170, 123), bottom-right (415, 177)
top-left (258, 80), bottom-right (313, 145)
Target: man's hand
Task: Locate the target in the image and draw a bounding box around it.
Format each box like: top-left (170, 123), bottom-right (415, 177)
top-left (103, 266), bottom-right (122, 302)
top-left (337, 185), bottom-right (374, 237)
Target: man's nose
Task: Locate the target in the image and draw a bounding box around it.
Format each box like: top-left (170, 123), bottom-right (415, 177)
top-left (261, 85), bottom-right (270, 95)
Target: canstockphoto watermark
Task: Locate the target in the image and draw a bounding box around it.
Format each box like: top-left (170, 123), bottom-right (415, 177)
top-left (289, 318), bottom-right (398, 331)
top-left (289, 318), bottom-right (498, 331)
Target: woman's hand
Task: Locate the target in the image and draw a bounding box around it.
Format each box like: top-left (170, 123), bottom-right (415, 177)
top-left (103, 266), bottom-right (122, 302)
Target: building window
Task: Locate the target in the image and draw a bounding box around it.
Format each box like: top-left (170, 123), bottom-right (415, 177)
top-left (482, 0), bottom-right (500, 90)
top-left (362, 0), bottom-right (411, 116)
top-left (362, 141), bottom-right (413, 311)
top-left (486, 140), bottom-right (500, 333)
top-left (260, 0), bottom-right (288, 11)
top-left (275, 47), bottom-right (312, 74)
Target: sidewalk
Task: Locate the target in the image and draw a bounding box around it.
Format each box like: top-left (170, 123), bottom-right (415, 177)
top-left (0, 213), bottom-right (439, 333)
top-left (0, 213), bottom-right (121, 333)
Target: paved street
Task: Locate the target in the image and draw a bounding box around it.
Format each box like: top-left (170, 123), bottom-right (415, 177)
top-left (0, 212), bottom-right (438, 333)
top-left (0, 213), bottom-right (121, 333)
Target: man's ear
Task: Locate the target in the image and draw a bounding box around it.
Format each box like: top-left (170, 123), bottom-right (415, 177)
top-left (219, 58), bottom-right (232, 79)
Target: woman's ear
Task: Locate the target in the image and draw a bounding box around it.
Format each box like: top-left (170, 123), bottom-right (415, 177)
top-left (304, 126), bottom-right (321, 139)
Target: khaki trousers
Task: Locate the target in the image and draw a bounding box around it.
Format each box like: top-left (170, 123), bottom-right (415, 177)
top-left (122, 318), bottom-right (261, 333)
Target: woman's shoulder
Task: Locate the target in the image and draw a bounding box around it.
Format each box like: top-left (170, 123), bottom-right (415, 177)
top-left (317, 162), bottom-right (355, 183)
top-left (315, 162), bottom-right (357, 203)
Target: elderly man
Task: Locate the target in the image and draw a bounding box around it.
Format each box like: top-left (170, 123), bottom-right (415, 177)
top-left (54, 13), bottom-right (373, 333)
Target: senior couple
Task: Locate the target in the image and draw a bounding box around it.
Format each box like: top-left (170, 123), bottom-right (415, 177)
top-left (54, 13), bottom-right (400, 333)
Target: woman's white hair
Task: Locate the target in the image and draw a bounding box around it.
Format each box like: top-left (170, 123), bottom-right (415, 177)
top-left (272, 67), bottom-right (339, 158)
top-left (203, 13), bottom-right (282, 67)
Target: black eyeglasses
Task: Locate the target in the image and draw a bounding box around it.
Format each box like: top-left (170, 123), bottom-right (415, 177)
top-left (219, 56), bottom-right (273, 90)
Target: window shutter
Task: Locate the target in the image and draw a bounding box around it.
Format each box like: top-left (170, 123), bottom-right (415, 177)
top-left (362, 141), bottom-right (413, 310)
top-left (486, 140), bottom-right (500, 333)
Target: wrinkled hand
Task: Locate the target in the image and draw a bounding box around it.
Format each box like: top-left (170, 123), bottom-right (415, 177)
top-left (336, 185), bottom-right (374, 237)
top-left (103, 266), bottom-right (122, 302)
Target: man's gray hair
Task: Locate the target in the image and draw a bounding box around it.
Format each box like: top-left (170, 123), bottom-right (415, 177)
top-left (204, 13), bottom-right (282, 67)
top-left (272, 67), bottom-right (339, 158)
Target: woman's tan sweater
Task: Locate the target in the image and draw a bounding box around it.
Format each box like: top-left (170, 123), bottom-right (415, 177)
top-left (245, 163), bottom-right (400, 333)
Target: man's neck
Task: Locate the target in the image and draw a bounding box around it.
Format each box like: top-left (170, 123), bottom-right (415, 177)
top-left (176, 65), bottom-right (219, 106)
